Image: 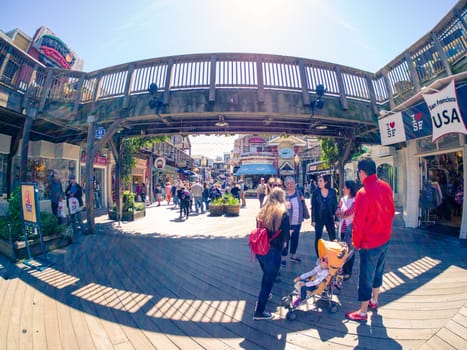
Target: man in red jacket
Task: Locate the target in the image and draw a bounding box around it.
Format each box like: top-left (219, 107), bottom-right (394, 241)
top-left (345, 157), bottom-right (395, 322)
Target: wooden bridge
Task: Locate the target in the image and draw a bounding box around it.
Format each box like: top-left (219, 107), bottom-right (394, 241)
top-left (0, 0), bottom-right (466, 146)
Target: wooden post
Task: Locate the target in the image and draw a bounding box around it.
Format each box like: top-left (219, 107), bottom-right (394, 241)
top-left (115, 136), bottom-right (123, 224)
top-left (20, 108), bottom-right (37, 182)
top-left (85, 115), bottom-right (96, 234)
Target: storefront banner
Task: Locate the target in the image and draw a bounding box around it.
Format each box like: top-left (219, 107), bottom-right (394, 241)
top-left (378, 112), bottom-right (407, 146)
top-left (422, 80), bottom-right (467, 142)
top-left (402, 104), bottom-right (432, 140)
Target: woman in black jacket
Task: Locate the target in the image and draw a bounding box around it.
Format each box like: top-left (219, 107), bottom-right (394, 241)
top-left (253, 187), bottom-right (290, 321)
top-left (311, 174), bottom-right (337, 256)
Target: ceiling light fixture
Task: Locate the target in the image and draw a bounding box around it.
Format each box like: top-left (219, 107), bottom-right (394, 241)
top-left (215, 115), bottom-right (229, 127)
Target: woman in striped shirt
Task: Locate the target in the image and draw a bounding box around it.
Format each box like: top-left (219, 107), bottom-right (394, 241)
top-left (336, 180), bottom-right (358, 280)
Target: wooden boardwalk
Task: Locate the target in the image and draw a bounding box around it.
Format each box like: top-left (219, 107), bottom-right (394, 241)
top-left (0, 199), bottom-right (466, 349)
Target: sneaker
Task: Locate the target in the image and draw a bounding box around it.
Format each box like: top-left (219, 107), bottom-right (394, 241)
top-left (368, 300), bottom-right (378, 310)
top-left (253, 312), bottom-right (274, 321)
top-left (281, 260), bottom-right (287, 267)
top-left (293, 298), bottom-right (304, 308)
top-left (290, 256), bottom-right (302, 263)
top-left (345, 310), bottom-right (367, 322)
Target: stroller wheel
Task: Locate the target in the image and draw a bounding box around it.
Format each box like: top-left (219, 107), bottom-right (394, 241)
top-left (281, 296), bottom-right (290, 307)
top-left (286, 310), bottom-right (297, 321)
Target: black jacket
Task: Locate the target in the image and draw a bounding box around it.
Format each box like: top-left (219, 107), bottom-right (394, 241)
top-left (311, 188), bottom-right (337, 223)
top-left (267, 212), bottom-right (290, 251)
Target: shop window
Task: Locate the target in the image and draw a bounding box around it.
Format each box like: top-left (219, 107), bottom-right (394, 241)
top-left (417, 134), bottom-right (462, 153)
top-left (377, 163), bottom-right (395, 191)
top-left (12, 157), bottom-right (77, 200)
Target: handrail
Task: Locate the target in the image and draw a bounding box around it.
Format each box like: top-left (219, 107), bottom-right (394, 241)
top-left (0, 0), bottom-right (465, 111)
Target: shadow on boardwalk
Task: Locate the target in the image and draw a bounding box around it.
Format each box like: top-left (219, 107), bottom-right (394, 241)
top-left (0, 201), bottom-right (466, 349)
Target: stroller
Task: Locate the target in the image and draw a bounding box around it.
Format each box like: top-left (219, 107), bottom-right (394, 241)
top-left (281, 239), bottom-right (350, 321)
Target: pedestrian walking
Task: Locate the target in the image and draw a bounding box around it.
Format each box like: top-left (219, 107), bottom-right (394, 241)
top-left (282, 176), bottom-right (306, 267)
top-left (336, 180), bottom-right (357, 280)
top-left (65, 175), bottom-right (85, 234)
top-left (311, 174), bottom-right (337, 256)
top-left (253, 187), bottom-right (290, 321)
top-left (46, 170), bottom-right (63, 218)
top-left (345, 157), bottom-right (395, 322)
top-left (256, 177), bottom-right (267, 208)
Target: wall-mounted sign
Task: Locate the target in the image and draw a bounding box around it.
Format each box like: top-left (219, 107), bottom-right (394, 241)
top-left (81, 152), bottom-right (107, 166)
top-left (278, 147), bottom-right (294, 159)
top-left (154, 157), bottom-right (166, 169)
top-left (422, 79), bottom-right (467, 142)
top-left (96, 127), bottom-right (106, 139)
top-left (249, 137), bottom-right (265, 143)
top-left (28, 26), bottom-right (83, 70)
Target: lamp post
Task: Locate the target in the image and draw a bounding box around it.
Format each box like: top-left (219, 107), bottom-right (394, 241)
top-left (201, 157), bottom-right (207, 181)
top-left (294, 154), bottom-right (300, 185)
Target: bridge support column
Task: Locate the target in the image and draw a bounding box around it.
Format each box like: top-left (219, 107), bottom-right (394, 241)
top-left (85, 115), bottom-right (96, 234)
top-left (20, 107), bottom-right (37, 182)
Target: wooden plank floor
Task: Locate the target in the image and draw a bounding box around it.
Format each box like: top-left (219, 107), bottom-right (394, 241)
top-left (0, 199), bottom-right (466, 349)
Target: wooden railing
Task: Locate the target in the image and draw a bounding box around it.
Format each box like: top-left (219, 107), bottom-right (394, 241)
top-left (0, 0), bottom-right (466, 113)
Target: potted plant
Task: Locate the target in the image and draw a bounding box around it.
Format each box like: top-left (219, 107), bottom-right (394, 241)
top-left (223, 193), bottom-right (241, 216)
top-left (108, 190), bottom-right (146, 221)
top-left (0, 187), bottom-right (71, 261)
top-left (208, 196), bottom-right (224, 216)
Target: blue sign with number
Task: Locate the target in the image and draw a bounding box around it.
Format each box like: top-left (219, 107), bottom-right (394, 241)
top-left (96, 127), bottom-right (106, 139)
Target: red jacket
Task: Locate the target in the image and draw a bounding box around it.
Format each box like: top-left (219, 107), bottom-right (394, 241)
top-left (352, 174), bottom-right (395, 249)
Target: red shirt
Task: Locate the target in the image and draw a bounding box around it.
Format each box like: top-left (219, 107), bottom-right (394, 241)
top-left (352, 174), bottom-right (395, 249)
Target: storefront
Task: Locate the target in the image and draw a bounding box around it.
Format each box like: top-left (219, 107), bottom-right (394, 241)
top-left (80, 150), bottom-right (109, 209)
top-left (379, 79), bottom-right (467, 239)
top-left (417, 136), bottom-right (464, 230)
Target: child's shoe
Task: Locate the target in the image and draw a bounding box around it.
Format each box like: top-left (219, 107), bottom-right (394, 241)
top-left (368, 300), bottom-right (378, 310)
top-left (292, 297), bottom-right (305, 308)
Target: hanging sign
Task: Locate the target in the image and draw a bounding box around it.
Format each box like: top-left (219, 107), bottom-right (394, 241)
top-left (422, 80), bottom-right (467, 142)
top-left (378, 111), bottom-right (407, 146)
top-left (154, 157), bottom-right (166, 169)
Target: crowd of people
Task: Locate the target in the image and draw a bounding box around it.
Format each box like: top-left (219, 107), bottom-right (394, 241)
top-left (252, 156), bottom-right (395, 322)
top-left (45, 156), bottom-right (395, 323)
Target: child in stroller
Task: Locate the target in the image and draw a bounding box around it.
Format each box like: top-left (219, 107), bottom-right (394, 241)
top-left (292, 256), bottom-right (330, 308)
top-left (282, 239), bottom-right (349, 321)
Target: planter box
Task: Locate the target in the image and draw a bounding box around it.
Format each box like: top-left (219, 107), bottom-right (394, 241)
top-left (108, 209), bottom-right (146, 221)
top-left (0, 233), bottom-right (72, 261)
top-left (209, 205), bottom-right (224, 216)
top-left (224, 204), bottom-right (240, 216)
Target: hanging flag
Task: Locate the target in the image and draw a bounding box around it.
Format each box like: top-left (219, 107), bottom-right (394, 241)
top-left (422, 80), bottom-right (467, 142)
top-left (378, 111), bottom-right (407, 146)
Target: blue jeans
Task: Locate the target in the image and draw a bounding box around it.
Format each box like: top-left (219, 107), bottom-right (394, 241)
top-left (314, 216), bottom-right (336, 256)
top-left (255, 247), bottom-right (281, 314)
top-left (282, 224), bottom-right (301, 256)
top-left (194, 196), bottom-right (203, 213)
top-left (358, 242), bottom-right (389, 301)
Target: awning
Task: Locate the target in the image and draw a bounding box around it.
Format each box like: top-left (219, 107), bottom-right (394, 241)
top-left (234, 164), bottom-right (277, 176)
top-left (177, 168), bottom-right (195, 175)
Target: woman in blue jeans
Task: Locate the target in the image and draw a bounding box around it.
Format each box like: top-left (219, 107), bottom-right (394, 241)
top-left (311, 174), bottom-right (337, 256)
top-left (282, 176), bottom-right (305, 266)
top-left (254, 187), bottom-right (290, 321)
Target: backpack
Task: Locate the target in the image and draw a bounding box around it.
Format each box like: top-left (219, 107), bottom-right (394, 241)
top-left (249, 220), bottom-right (281, 258)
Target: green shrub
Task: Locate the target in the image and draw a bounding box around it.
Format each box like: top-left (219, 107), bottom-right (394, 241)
top-left (134, 202), bottom-right (145, 211)
top-left (210, 196), bottom-right (224, 206)
top-left (0, 186), bottom-right (65, 242)
top-left (223, 193), bottom-right (240, 206)
top-left (123, 191), bottom-right (135, 211)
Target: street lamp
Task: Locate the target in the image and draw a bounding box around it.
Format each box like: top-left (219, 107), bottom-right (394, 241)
top-left (294, 154), bottom-right (300, 184)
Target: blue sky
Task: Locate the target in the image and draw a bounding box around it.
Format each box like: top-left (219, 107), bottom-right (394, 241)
top-left (0, 0), bottom-right (459, 157)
